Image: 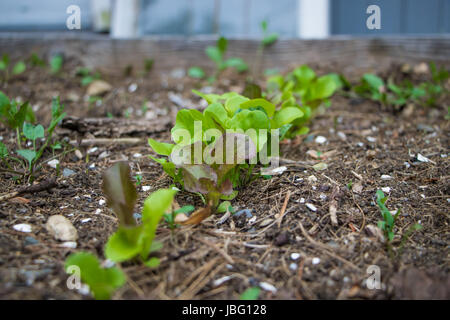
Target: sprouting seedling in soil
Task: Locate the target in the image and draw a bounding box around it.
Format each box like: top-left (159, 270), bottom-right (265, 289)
top-left (65, 252), bottom-right (126, 300)
top-left (163, 204), bottom-right (195, 230)
top-left (188, 36), bottom-right (248, 83)
top-left (0, 54), bottom-right (26, 83)
top-left (144, 58), bottom-right (154, 74)
top-left (50, 54), bottom-right (63, 74)
top-left (102, 162), bottom-right (177, 267)
top-left (265, 65), bottom-right (338, 138)
top-left (134, 173), bottom-right (142, 186)
top-left (76, 67), bottom-right (101, 86)
top-left (252, 20), bottom-right (279, 78)
top-left (0, 91), bottom-right (36, 148)
top-left (13, 96), bottom-right (66, 176)
top-left (375, 190), bottom-right (422, 258)
top-left (28, 53), bottom-right (46, 67)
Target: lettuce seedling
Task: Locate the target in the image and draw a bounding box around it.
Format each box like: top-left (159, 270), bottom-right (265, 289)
top-left (65, 252), bottom-right (126, 300)
top-left (50, 54), bottom-right (63, 74)
top-left (15, 97), bottom-right (66, 175)
top-left (0, 54), bottom-right (26, 83)
top-left (266, 65), bottom-right (338, 137)
top-left (76, 67), bottom-right (101, 86)
top-left (189, 36), bottom-right (248, 83)
top-left (102, 162), bottom-right (177, 266)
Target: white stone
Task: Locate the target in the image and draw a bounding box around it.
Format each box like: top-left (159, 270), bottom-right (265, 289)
top-left (290, 253), bottom-right (301, 260)
top-left (47, 159), bottom-right (59, 169)
top-left (259, 282), bottom-right (277, 293)
top-left (306, 203), bottom-right (317, 212)
top-left (13, 223), bottom-right (32, 233)
top-left (315, 136), bottom-right (327, 144)
top-left (312, 257), bottom-right (321, 265)
top-left (381, 175), bottom-right (392, 180)
top-left (60, 241), bottom-right (77, 249)
top-left (45, 215), bottom-right (78, 241)
top-left (381, 187), bottom-right (391, 193)
top-left (142, 186), bottom-right (151, 192)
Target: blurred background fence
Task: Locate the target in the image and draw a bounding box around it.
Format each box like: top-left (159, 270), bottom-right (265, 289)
top-left (0, 0), bottom-right (449, 38)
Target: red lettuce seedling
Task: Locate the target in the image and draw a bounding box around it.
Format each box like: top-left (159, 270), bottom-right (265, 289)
top-left (102, 162), bottom-right (177, 266)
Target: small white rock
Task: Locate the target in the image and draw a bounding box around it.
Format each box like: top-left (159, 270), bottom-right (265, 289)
top-left (46, 215), bottom-right (78, 241)
top-left (319, 193), bottom-right (327, 200)
top-left (213, 275), bottom-right (233, 287)
top-left (13, 223), bottom-right (32, 233)
top-left (81, 218), bottom-right (91, 223)
top-left (74, 149), bottom-right (83, 159)
top-left (290, 253), bottom-right (301, 260)
top-left (95, 209), bottom-right (102, 215)
top-left (381, 175), bottom-right (392, 180)
top-left (315, 136), bottom-right (327, 144)
top-left (307, 175), bottom-right (317, 183)
top-left (60, 241), bottom-right (77, 249)
top-left (381, 187), bottom-right (391, 193)
top-left (312, 257), bottom-right (321, 265)
top-left (133, 153), bottom-right (142, 158)
top-left (128, 83), bottom-right (138, 93)
top-left (142, 186), bottom-right (151, 192)
top-left (289, 263), bottom-right (298, 271)
top-left (47, 159), bottom-right (59, 169)
top-left (248, 216), bottom-right (257, 225)
top-left (366, 136), bottom-right (376, 143)
top-left (99, 199), bottom-right (105, 206)
top-left (87, 147), bottom-right (98, 154)
top-left (306, 203), bottom-right (317, 212)
top-left (337, 131), bottom-right (347, 141)
top-left (259, 282), bottom-right (277, 293)
top-left (404, 162), bottom-right (411, 169)
top-left (417, 153), bottom-right (430, 163)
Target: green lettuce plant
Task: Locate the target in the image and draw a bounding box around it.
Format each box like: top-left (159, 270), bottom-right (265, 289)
top-left (265, 65), bottom-right (338, 137)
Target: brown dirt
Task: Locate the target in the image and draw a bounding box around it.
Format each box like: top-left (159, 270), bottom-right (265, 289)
top-left (0, 58), bottom-right (449, 300)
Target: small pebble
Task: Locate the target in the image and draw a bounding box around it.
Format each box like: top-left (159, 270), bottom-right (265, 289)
top-left (13, 224), bottom-right (32, 233)
top-left (128, 83), bottom-right (138, 93)
top-left (74, 150), bottom-right (83, 159)
top-left (366, 136), bottom-right (376, 143)
top-left (306, 203), bottom-right (317, 212)
top-left (290, 253), bottom-right (301, 260)
top-left (24, 236), bottom-right (39, 245)
top-left (133, 153), bottom-right (142, 158)
top-left (87, 147), bottom-right (98, 154)
top-left (60, 241), bottom-right (77, 249)
top-left (259, 282), bottom-right (277, 293)
top-left (289, 263), bottom-right (298, 271)
top-left (337, 131), bottom-right (347, 141)
top-left (95, 209), bottom-right (102, 214)
top-left (381, 187), bottom-right (391, 193)
top-left (417, 153), bottom-right (430, 163)
top-left (45, 215), bottom-right (78, 241)
top-left (307, 175), bottom-right (317, 183)
top-left (99, 199), bottom-right (105, 206)
top-left (62, 168), bottom-right (76, 177)
top-left (315, 136), bottom-right (327, 144)
top-left (142, 186), bottom-right (151, 192)
top-left (47, 159), bottom-right (59, 169)
top-left (312, 257), bottom-right (321, 265)
top-left (81, 218), bottom-right (91, 223)
top-left (381, 175), bottom-right (392, 180)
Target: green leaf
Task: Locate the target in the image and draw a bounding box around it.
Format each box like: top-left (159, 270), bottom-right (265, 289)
top-left (149, 155), bottom-right (177, 179)
top-left (188, 67), bottom-right (205, 79)
top-left (65, 252), bottom-right (126, 300)
top-left (217, 201), bottom-right (232, 213)
top-left (105, 226), bottom-right (144, 262)
top-left (308, 75), bottom-right (337, 100)
top-left (0, 141), bottom-right (8, 158)
top-left (242, 83), bottom-right (262, 99)
top-left (171, 109), bottom-right (207, 145)
top-left (50, 55), bottom-right (63, 74)
top-left (240, 287), bottom-right (261, 300)
top-left (292, 65), bottom-right (316, 87)
top-left (144, 257), bottom-right (160, 268)
top-left (17, 149), bottom-right (36, 166)
top-left (140, 189), bottom-right (177, 258)
top-left (203, 102), bottom-right (229, 129)
top-left (272, 107), bottom-right (304, 128)
top-left (262, 33), bottom-right (278, 46)
top-left (363, 73), bottom-right (384, 91)
top-left (23, 123), bottom-right (44, 141)
top-left (206, 46), bottom-right (223, 65)
top-left (174, 205), bottom-right (195, 215)
top-left (224, 95), bottom-right (249, 116)
top-left (12, 61), bottom-right (26, 75)
top-left (148, 138), bottom-right (174, 156)
top-left (224, 58), bottom-right (248, 72)
top-left (102, 162), bottom-right (138, 227)
top-left (217, 36), bottom-right (228, 54)
top-left (240, 98), bottom-right (275, 117)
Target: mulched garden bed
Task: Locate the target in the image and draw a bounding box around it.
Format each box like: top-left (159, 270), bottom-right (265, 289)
top-left (0, 57), bottom-right (448, 300)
